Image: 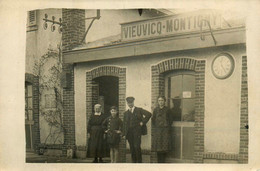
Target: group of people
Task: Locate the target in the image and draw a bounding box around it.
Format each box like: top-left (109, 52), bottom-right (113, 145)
top-left (87, 96), bottom-right (177, 163)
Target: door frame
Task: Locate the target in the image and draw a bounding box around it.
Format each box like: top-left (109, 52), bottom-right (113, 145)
top-left (86, 65), bottom-right (126, 162)
top-left (151, 57), bottom-right (206, 163)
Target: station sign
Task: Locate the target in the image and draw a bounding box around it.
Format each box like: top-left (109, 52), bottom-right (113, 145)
top-left (121, 10), bottom-right (222, 41)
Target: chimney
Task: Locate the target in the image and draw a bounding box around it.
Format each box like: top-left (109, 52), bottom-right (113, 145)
top-left (62, 9), bottom-right (85, 51)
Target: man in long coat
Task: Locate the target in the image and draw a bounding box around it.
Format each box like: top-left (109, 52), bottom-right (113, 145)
top-left (122, 97), bottom-right (152, 163)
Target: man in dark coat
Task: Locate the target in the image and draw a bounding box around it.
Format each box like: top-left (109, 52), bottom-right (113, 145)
top-left (122, 96), bottom-right (152, 163)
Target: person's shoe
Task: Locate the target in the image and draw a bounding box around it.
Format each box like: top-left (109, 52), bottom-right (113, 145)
top-left (99, 158), bottom-right (104, 163)
top-left (92, 158), bottom-right (98, 163)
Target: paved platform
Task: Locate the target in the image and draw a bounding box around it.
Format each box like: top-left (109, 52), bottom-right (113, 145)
top-left (26, 152), bottom-right (150, 163)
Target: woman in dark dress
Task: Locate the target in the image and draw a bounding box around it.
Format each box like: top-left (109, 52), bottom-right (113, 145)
top-left (151, 96), bottom-right (173, 163)
top-left (87, 104), bottom-right (109, 163)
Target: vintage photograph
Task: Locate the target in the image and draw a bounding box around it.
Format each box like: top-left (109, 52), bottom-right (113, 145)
top-left (25, 8), bottom-right (248, 164)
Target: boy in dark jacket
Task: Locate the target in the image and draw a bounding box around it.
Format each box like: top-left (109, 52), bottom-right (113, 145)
top-left (102, 106), bottom-right (122, 163)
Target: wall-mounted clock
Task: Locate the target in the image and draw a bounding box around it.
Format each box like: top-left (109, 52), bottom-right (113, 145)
top-left (212, 53), bottom-right (235, 79)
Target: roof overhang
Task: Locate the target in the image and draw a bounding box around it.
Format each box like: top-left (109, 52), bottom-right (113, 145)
top-left (63, 26), bottom-right (246, 64)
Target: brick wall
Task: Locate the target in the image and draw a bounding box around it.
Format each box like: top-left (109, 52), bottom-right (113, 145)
top-left (62, 9), bottom-right (85, 51)
top-left (203, 152), bottom-right (239, 160)
top-left (25, 73), bottom-right (40, 152)
top-left (86, 66), bottom-right (126, 162)
top-left (62, 9), bottom-right (86, 154)
top-left (150, 58), bottom-right (205, 163)
top-left (62, 64), bottom-right (75, 152)
top-left (194, 60), bottom-right (206, 163)
top-left (238, 56), bottom-right (248, 163)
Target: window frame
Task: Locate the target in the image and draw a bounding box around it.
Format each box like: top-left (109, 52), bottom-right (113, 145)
top-left (164, 70), bottom-right (195, 161)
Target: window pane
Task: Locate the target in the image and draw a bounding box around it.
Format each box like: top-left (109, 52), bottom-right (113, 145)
top-left (27, 85), bottom-right (33, 96)
top-left (25, 85), bottom-right (28, 96)
top-left (25, 98), bottom-right (28, 109)
top-left (166, 75), bottom-right (182, 109)
top-left (28, 110), bottom-right (33, 120)
top-left (182, 99), bottom-right (195, 122)
top-left (182, 127), bottom-right (195, 159)
top-left (171, 98), bottom-right (182, 121)
top-left (28, 97), bottom-right (32, 109)
top-left (170, 126), bottom-right (181, 159)
top-left (182, 75), bottom-right (195, 98)
top-left (170, 75), bottom-right (182, 99)
top-left (25, 125), bottom-right (31, 149)
top-left (25, 110), bottom-right (28, 120)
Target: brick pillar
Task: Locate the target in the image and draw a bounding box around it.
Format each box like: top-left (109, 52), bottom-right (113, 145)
top-left (62, 9), bottom-right (86, 154)
top-left (238, 56), bottom-right (248, 163)
top-left (62, 63), bottom-right (75, 152)
top-left (118, 68), bottom-right (126, 163)
top-left (194, 60), bottom-right (206, 163)
top-left (150, 65), bottom-right (160, 163)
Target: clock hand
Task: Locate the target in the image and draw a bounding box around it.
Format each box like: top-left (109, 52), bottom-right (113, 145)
top-left (221, 63), bottom-right (226, 73)
top-left (220, 59), bottom-right (226, 73)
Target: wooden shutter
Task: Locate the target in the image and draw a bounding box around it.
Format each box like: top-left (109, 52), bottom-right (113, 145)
top-left (28, 10), bottom-right (37, 26)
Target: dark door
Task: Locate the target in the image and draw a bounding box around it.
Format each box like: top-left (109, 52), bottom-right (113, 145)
top-left (94, 76), bottom-right (119, 115)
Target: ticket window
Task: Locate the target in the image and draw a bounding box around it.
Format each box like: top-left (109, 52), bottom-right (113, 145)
top-left (165, 70), bottom-right (195, 162)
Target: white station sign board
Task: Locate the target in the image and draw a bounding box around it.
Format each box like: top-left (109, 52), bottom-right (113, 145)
top-left (121, 10), bottom-right (222, 41)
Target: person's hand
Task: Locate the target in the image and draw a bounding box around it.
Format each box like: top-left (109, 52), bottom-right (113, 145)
top-left (87, 133), bottom-right (90, 139)
top-left (105, 130), bottom-right (109, 133)
top-left (122, 135), bottom-right (125, 139)
top-left (140, 122), bottom-right (143, 126)
top-left (116, 130), bottom-right (121, 134)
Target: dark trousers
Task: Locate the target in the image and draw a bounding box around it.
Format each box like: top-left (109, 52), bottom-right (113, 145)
top-left (127, 129), bottom-right (142, 163)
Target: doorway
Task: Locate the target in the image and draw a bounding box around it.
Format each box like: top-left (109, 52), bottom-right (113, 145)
top-left (164, 70), bottom-right (195, 163)
top-left (93, 76), bottom-right (119, 115)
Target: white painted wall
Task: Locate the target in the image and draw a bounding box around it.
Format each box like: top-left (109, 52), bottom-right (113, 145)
top-left (26, 9), bottom-right (63, 144)
top-left (74, 45), bottom-right (245, 152)
top-left (204, 47), bottom-right (245, 153)
top-left (85, 9), bottom-right (164, 43)
top-left (26, 9), bottom-right (62, 75)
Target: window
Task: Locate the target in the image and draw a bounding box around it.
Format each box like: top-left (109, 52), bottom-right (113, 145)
top-left (25, 83), bottom-right (33, 121)
top-left (25, 82), bottom-right (34, 150)
top-left (165, 70), bottom-right (195, 162)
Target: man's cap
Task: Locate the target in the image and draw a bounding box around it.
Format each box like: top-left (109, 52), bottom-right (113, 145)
top-left (94, 104), bottom-right (102, 108)
top-left (110, 106), bottom-right (118, 111)
top-left (126, 96), bottom-right (135, 103)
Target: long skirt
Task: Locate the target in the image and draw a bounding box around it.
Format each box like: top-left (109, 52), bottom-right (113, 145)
top-left (151, 127), bottom-right (172, 152)
top-left (87, 126), bottom-right (109, 157)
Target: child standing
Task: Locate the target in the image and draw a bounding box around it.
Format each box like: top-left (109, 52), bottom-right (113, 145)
top-left (102, 106), bottom-right (122, 163)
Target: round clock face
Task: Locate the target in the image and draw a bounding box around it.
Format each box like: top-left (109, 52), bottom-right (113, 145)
top-left (212, 53), bottom-right (235, 79)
